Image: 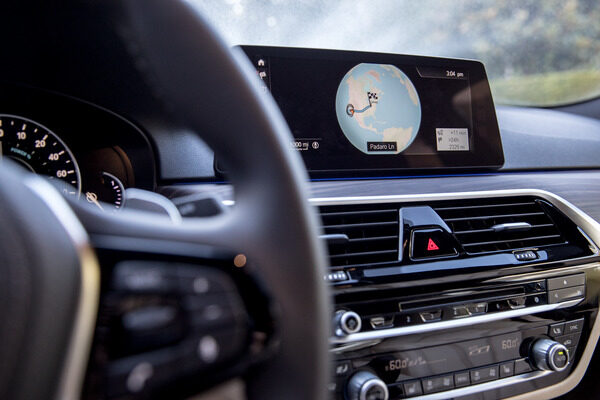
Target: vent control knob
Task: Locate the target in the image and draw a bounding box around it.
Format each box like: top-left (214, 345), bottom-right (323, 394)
top-left (531, 338), bottom-right (570, 371)
top-left (346, 371), bottom-right (389, 400)
top-left (333, 310), bottom-right (362, 336)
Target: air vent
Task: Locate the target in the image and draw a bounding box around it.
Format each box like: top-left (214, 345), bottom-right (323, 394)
top-left (434, 197), bottom-right (567, 255)
top-left (319, 205), bottom-right (400, 268)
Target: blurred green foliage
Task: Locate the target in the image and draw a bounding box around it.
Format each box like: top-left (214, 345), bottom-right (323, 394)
top-left (194, 0), bottom-right (600, 106)
top-left (490, 70), bottom-right (600, 107)
top-left (443, 0), bottom-right (600, 106)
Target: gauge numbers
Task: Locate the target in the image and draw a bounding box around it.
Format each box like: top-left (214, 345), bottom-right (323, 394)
top-left (0, 114), bottom-right (81, 196)
top-left (84, 172), bottom-right (125, 212)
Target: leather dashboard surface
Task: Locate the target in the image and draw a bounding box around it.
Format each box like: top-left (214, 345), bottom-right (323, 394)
top-left (165, 170), bottom-right (600, 221)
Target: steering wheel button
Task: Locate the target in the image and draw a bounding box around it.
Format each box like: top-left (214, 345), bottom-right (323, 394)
top-left (197, 335), bottom-right (220, 363)
top-left (177, 265), bottom-right (234, 295)
top-left (126, 362), bottom-right (154, 393)
top-left (185, 296), bottom-right (242, 330)
top-left (122, 305), bottom-right (178, 332)
top-left (181, 327), bottom-right (247, 374)
top-left (106, 347), bottom-right (182, 397)
top-left (113, 261), bottom-right (178, 293)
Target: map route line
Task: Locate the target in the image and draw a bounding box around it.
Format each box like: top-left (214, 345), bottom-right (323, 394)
top-left (346, 91), bottom-right (379, 117)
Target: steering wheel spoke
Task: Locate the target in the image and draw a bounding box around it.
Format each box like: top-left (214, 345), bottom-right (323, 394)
top-left (68, 202), bottom-right (274, 399)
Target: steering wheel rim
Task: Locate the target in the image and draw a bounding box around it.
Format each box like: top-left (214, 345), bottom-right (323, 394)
top-left (0, 1), bottom-right (331, 399)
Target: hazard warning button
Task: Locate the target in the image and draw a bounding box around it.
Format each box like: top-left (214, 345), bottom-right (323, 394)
top-left (410, 228), bottom-right (458, 260)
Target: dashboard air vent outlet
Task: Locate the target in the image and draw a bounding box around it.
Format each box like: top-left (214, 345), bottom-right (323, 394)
top-left (433, 197), bottom-right (566, 255)
top-left (319, 204), bottom-right (400, 268)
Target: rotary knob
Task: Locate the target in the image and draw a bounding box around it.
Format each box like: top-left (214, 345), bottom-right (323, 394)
top-left (346, 371), bottom-right (389, 400)
top-left (333, 310), bottom-right (362, 336)
top-left (530, 338), bottom-right (569, 372)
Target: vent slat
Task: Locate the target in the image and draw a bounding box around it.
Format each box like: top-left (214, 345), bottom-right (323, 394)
top-left (329, 249), bottom-right (398, 260)
top-left (437, 197), bottom-right (567, 255)
top-left (320, 209), bottom-right (397, 218)
top-left (323, 221), bottom-right (397, 230)
top-left (433, 202), bottom-right (536, 211)
top-left (453, 223), bottom-right (555, 235)
top-left (348, 235), bottom-right (398, 243)
top-left (443, 212), bottom-right (545, 222)
top-left (462, 234), bottom-right (563, 248)
top-left (320, 204), bottom-right (400, 269)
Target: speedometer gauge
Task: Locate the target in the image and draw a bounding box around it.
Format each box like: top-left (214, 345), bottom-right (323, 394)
top-left (0, 114), bottom-right (81, 196)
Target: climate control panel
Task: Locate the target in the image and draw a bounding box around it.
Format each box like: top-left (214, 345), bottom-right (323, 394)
top-left (332, 318), bottom-right (584, 399)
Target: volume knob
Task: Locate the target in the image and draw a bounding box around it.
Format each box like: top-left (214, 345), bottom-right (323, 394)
top-left (346, 371), bottom-right (389, 400)
top-left (333, 310), bottom-right (362, 336)
top-left (531, 338), bottom-right (569, 371)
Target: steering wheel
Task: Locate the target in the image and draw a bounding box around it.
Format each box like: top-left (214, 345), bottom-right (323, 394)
top-left (0, 1), bottom-right (330, 399)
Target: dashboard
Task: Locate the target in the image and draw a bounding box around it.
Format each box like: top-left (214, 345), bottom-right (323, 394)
top-left (3, 18), bottom-right (600, 400)
top-left (0, 85), bottom-right (155, 211)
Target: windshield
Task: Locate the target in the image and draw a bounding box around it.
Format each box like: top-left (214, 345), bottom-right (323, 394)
top-left (191, 0), bottom-right (600, 107)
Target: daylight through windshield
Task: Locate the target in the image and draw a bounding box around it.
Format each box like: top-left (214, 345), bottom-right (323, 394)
top-left (192, 0), bottom-right (600, 107)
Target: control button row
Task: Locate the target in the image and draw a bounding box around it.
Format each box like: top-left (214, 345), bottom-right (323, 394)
top-left (420, 302), bottom-right (489, 324)
top-left (422, 374), bottom-right (454, 394)
top-left (548, 318), bottom-right (584, 338)
top-left (113, 261), bottom-right (237, 295)
top-left (395, 358), bottom-right (533, 398)
top-left (451, 302), bottom-right (488, 319)
top-left (351, 296), bottom-right (576, 337)
top-left (489, 295), bottom-right (545, 312)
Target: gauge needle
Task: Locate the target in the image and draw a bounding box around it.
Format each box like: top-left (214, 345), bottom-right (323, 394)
top-left (85, 191), bottom-right (104, 211)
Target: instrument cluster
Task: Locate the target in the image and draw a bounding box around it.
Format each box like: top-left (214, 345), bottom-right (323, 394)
top-left (0, 84), bottom-right (155, 210)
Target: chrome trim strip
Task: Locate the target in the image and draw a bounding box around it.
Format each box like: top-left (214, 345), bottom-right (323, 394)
top-left (491, 222), bottom-right (532, 232)
top-left (407, 370), bottom-right (552, 400)
top-left (314, 189), bottom-right (600, 400)
top-left (331, 299), bottom-right (582, 345)
top-left (484, 262), bottom-right (599, 284)
top-left (25, 177), bottom-right (101, 400)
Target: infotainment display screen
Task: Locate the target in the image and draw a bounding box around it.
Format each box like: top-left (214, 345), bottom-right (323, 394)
top-left (226, 46), bottom-right (504, 177)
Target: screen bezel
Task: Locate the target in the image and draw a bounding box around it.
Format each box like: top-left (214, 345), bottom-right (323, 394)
top-left (219, 46), bottom-right (504, 179)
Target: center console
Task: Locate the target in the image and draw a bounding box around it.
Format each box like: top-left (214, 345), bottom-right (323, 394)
top-left (316, 190), bottom-right (600, 400)
top-left (235, 47), bottom-right (600, 399)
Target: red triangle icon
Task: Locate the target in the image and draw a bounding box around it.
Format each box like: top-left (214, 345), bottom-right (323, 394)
top-left (427, 238), bottom-right (440, 251)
